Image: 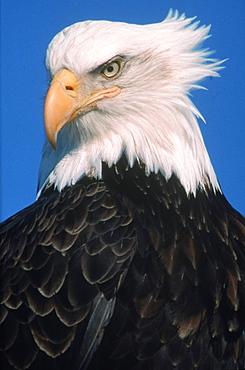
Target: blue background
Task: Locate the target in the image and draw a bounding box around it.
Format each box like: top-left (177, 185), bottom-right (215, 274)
top-left (1, 0), bottom-right (245, 221)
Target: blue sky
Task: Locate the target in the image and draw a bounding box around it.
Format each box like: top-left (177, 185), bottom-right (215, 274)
top-left (1, 0), bottom-right (245, 221)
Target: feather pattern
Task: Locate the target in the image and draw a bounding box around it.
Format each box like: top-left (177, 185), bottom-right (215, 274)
top-left (1, 159), bottom-right (245, 369)
top-left (0, 177), bottom-right (136, 369)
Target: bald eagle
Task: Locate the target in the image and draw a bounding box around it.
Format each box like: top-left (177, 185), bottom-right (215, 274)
top-left (1, 10), bottom-right (245, 370)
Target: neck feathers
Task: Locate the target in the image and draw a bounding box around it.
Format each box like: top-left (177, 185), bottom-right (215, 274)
top-left (37, 98), bottom-right (220, 198)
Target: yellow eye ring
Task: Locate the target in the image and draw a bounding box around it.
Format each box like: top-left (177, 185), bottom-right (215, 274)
top-left (101, 60), bottom-right (122, 78)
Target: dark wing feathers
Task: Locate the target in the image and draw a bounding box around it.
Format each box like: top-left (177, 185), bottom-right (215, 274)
top-left (0, 178), bottom-right (136, 369)
top-left (1, 159), bottom-right (245, 369)
top-left (87, 160), bottom-right (245, 369)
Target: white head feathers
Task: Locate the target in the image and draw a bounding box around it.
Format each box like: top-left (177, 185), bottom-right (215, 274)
top-left (38, 10), bottom-right (223, 197)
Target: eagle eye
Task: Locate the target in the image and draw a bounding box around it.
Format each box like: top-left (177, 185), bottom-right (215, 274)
top-left (100, 60), bottom-right (122, 78)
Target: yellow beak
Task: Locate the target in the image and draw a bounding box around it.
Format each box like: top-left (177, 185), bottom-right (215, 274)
top-left (44, 69), bottom-right (121, 149)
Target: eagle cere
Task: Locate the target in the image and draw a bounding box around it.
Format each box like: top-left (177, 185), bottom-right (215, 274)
top-left (1, 10), bottom-right (245, 370)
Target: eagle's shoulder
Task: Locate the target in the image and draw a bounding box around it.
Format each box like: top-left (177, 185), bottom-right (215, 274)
top-left (0, 176), bottom-right (137, 369)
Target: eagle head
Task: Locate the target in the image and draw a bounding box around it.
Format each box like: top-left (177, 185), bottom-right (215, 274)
top-left (38, 10), bottom-right (223, 197)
